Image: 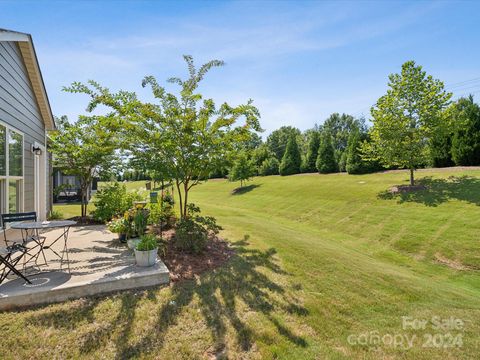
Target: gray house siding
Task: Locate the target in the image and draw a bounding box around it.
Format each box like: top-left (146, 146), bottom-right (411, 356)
top-left (0, 41), bottom-right (46, 213)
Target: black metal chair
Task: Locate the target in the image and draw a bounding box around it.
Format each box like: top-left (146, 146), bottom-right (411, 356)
top-left (0, 243), bottom-right (31, 284)
top-left (1, 212), bottom-right (38, 246)
top-left (1, 212), bottom-right (47, 271)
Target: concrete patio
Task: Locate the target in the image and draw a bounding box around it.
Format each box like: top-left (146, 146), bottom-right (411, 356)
top-left (0, 225), bottom-right (170, 310)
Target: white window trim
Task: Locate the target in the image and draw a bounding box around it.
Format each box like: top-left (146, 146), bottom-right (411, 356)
top-left (0, 120), bottom-right (25, 214)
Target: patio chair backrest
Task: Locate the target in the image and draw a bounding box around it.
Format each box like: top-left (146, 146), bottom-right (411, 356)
top-left (1, 212), bottom-right (37, 246)
top-left (1, 212), bottom-right (37, 230)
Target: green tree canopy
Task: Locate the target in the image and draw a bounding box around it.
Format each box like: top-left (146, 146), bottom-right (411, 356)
top-left (66, 55), bottom-right (262, 218)
top-left (450, 95), bottom-right (480, 166)
top-left (266, 126), bottom-right (301, 161)
top-left (49, 115), bottom-right (118, 218)
top-left (229, 151), bottom-right (256, 187)
top-left (279, 134), bottom-right (301, 176)
top-left (362, 60), bottom-right (452, 185)
top-left (322, 113), bottom-right (366, 152)
top-left (259, 157), bottom-right (280, 176)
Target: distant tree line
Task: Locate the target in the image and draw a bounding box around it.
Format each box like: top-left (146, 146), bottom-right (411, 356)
top-left (226, 61), bottom-right (480, 186)
top-left (117, 169), bottom-right (151, 182)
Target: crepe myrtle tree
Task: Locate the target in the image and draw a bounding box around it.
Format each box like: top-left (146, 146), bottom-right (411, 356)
top-left (362, 61), bottom-right (452, 185)
top-left (49, 115), bottom-right (118, 219)
top-left (65, 55), bottom-right (262, 219)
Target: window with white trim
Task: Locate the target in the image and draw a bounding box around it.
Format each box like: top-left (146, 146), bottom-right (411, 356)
top-left (0, 123), bottom-right (23, 214)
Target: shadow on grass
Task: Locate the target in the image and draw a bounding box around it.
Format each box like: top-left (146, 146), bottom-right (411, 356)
top-left (378, 175), bottom-right (480, 207)
top-left (26, 236), bottom-right (308, 358)
top-left (231, 184), bottom-right (261, 195)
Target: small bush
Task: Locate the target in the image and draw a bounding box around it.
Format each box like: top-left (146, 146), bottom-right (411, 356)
top-left (149, 202), bottom-right (176, 228)
top-left (136, 234), bottom-right (158, 251)
top-left (92, 183), bottom-right (143, 223)
top-left (48, 209), bottom-right (63, 220)
top-left (175, 218), bottom-right (208, 254)
top-left (259, 157), bottom-right (279, 176)
top-left (174, 203), bottom-right (222, 254)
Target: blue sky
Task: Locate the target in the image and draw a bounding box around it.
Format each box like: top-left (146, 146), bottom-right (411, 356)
top-left (1, 0), bottom-right (479, 136)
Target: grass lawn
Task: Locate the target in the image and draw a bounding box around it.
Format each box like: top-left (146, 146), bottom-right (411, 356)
top-left (4, 168), bottom-right (480, 359)
top-left (52, 181), bottom-right (150, 219)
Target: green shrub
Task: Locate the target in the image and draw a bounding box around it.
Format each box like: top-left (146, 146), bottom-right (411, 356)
top-left (136, 234), bottom-right (158, 251)
top-left (174, 203), bottom-right (222, 254)
top-left (92, 183), bottom-right (143, 223)
top-left (259, 157), bottom-right (279, 176)
top-left (162, 190), bottom-right (175, 206)
top-left (149, 202), bottom-right (176, 228)
top-left (175, 218), bottom-right (208, 254)
top-left (48, 209), bottom-right (63, 220)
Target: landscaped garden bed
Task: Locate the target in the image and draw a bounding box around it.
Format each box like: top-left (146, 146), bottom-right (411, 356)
top-left (152, 228), bottom-right (235, 282)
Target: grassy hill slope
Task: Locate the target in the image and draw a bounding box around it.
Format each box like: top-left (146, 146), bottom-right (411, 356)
top-left (3, 168), bottom-right (479, 359)
top-left (187, 168), bottom-right (480, 358)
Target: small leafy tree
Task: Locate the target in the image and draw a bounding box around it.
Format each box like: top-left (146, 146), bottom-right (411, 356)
top-left (49, 116), bottom-right (118, 219)
top-left (65, 56), bottom-right (261, 219)
top-left (229, 152), bottom-right (255, 187)
top-left (279, 135), bottom-right (301, 176)
top-left (316, 133), bottom-right (337, 173)
top-left (362, 61), bottom-right (452, 185)
top-left (450, 95), bottom-right (480, 166)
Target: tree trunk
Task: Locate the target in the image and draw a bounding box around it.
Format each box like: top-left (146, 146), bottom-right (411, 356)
top-left (175, 180), bottom-right (183, 219)
top-left (410, 168), bottom-right (415, 186)
top-left (183, 181), bottom-right (189, 219)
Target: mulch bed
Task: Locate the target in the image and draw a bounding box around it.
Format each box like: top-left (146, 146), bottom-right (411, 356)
top-left (153, 228), bottom-right (235, 283)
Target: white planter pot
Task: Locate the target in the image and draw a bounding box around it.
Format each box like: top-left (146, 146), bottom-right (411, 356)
top-left (134, 248), bottom-right (158, 267)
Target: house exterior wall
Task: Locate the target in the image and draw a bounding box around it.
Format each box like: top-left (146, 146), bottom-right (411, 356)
top-left (0, 41), bottom-right (47, 213)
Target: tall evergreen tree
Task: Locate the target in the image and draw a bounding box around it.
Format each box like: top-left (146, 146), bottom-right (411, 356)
top-left (316, 133), bottom-right (337, 173)
top-left (303, 131), bottom-right (320, 173)
top-left (279, 135), bottom-right (301, 175)
top-left (450, 95), bottom-right (480, 166)
top-left (345, 130), bottom-right (381, 174)
top-left (430, 129), bottom-right (454, 167)
top-left (267, 126), bottom-right (301, 160)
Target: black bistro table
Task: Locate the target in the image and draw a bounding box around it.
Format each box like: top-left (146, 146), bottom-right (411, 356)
top-left (11, 220), bottom-right (76, 273)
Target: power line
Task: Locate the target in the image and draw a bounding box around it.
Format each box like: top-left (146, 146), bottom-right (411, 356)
top-left (445, 77), bottom-right (480, 89)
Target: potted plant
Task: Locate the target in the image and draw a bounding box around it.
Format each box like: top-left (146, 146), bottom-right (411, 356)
top-left (107, 217), bottom-right (129, 242)
top-left (133, 207), bottom-right (149, 237)
top-left (134, 234), bottom-right (158, 267)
